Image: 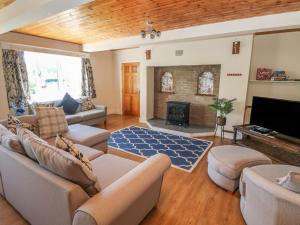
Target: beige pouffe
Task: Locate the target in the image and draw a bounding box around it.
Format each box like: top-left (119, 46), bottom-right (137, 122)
top-left (207, 145), bottom-right (272, 192)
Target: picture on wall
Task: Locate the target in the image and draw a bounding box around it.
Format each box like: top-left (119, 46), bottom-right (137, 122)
top-left (198, 71), bottom-right (214, 95)
top-left (161, 72), bottom-right (174, 93)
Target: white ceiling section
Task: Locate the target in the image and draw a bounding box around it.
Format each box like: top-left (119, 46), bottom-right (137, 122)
top-left (0, 0), bottom-right (94, 34)
top-left (83, 11), bottom-right (300, 52)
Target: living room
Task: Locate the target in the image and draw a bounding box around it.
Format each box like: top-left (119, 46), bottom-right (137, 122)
top-left (0, 1), bottom-right (300, 225)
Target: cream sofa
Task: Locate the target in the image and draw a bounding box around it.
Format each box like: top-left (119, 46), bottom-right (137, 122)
top-left (0, 140), bottom-right (171, 225)
top-left (31, 100), bottom-right (107, 126)
top-left (0, 115), bottom-right (110, 153)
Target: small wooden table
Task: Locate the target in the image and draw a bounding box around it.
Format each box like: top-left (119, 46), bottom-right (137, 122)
top-left (233, 125), bottom-right (300, 165)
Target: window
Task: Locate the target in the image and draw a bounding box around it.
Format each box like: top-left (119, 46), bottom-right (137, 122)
top-left (161, 72), bottom-right (174, 93)
top-left (24, 51), bottom-right (82, 102)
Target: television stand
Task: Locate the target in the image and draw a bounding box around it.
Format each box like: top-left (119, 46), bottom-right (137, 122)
top-left (233, 125), bottom-right (300, 166)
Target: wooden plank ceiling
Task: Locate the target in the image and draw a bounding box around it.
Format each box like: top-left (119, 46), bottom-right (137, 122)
top-left (0, 0), bottom-right (15, 10)
top-left (14, 0), bottom-right (300, 44)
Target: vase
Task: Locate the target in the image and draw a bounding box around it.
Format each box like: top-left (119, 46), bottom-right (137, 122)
top-left (217, 116), bottom-right (226, 126)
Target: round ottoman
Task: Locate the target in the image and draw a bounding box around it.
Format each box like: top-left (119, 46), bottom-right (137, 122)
top-left (207, 145), bottom-right (272, 192)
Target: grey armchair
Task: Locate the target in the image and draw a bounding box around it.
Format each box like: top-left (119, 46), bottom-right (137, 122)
top-left (240, 164), bottom-right (300, 225)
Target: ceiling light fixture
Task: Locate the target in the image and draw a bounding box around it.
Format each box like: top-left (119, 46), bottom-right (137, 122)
top-left (140, 18), bottom-right (161, 39)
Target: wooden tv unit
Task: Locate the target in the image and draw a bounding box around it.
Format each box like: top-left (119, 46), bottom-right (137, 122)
top-left (233, 125), bottom-right (300, 166)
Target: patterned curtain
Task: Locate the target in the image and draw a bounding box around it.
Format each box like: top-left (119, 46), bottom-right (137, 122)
top-left (81, 58), bottom-right (96, 98)
top-left (2, 49), bottom-right (30, 108)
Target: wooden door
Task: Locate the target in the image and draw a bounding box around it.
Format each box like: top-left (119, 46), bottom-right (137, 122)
top-left (122, 63), bottom-right (140, 116)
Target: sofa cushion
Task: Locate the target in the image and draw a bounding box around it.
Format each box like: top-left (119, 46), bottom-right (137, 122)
top-left (7, 114), bottom-right (36, 134)
top-left (79, 97), bottom-right (95, 112)
top-left (30, 138), bottom-right (100, 196)
top-left (91, 154), bottom-right (139, 189)
top-left (65, 114), bottom-right (82, 124)
top-left (0, 124), bottom-right (25, 155)
top-left (208, 145), bottom-right (272, 180)
top-left (75, 144), bottom-right (104, 161)
top-left (58, 93), bottom-right (80, 115)
top-left (36, 107), bottom-right (69, 139)
top-left (55, 135), bottom-right (93, 171)
top-left (17, 127), bottom-right (47, 161)
top-left (65, 124), bottom-right (110, 147)
top-left (277, 171), bottom-right (300, 194)
top-left (76, 109), bottom-right (106, 121)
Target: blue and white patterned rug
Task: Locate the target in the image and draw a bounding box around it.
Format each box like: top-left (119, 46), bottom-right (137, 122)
top-left (108, 126), bottom-right (213, 172)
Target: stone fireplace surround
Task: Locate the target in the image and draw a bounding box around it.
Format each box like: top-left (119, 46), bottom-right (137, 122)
top-left (153, 65), bottom-right (221, 129)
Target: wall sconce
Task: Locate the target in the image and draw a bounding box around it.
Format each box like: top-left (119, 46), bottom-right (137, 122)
top-left (232, 41), bottom-right (240, 54)
top-left (145, 49), bottom-right (151, 60)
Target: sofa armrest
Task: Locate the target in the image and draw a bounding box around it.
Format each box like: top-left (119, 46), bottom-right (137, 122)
top-left (72, 154), bottom-right (171, 225)
top-left (95, 105), bottom-right (107, 115)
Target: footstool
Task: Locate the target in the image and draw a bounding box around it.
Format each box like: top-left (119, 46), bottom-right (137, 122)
top-left (207, 145), bottom-right (272, 191)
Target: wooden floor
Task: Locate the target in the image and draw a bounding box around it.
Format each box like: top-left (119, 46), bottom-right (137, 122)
top-left (0, 114), bottom-right (245, 225)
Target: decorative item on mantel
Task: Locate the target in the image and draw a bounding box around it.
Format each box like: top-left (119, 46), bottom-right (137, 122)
top-left (209, 98), bottom-right (236, 142)
top-left (256, 68), bottom-right (272, 80)
top-left (197, 71), bottom-right (214, 96)
top-left (232, 41), bottom-right (240, 54)
top-left (161, 72), bottom-right (174, 93)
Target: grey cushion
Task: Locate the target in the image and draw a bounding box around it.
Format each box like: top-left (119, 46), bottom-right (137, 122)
top-left (66, 114), bottom-right (82, 124)
top-left (65, 124), bottom-right (110, 147)
top-left (208, 145), bottom-right (272, 180)
top-left (76, 109), bottom-right (106, 121)
top-left (75, 144), bottom-right (104, 161)
top-left (91, 154), bottom-right (139, 189)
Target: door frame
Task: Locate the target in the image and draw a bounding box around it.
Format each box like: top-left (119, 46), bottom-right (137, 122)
top-left (121, 62), bottom-right (140, 116)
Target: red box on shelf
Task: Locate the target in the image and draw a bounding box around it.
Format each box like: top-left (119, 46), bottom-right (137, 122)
top-left (256, 68), bottom-right (272, 80)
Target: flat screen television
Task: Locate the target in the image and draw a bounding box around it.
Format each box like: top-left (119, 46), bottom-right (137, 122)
top-left (250, 96), bottom-right (300, 139)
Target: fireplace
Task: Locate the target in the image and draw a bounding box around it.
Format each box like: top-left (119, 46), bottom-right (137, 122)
top-left (166, 101), bottom-right (190, 127)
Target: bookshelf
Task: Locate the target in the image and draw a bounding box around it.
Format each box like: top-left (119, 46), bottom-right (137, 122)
top-left (249, 80), bottom-right (300, 83)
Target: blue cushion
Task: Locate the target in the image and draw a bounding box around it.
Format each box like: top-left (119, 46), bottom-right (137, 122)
top-left (58, 93), bottom-right (79, 115)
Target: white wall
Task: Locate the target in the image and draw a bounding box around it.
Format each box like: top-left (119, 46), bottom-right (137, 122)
top-left (90, 51), bottom-right (117, 114)
top-left (247, 31), bottom-right (300, 106)
top-left (245, 31), bottom-right (300, 123)
top-left (250, 31), bottom-right (300, 79)
top-left (112, 48), bottom-right (143, 115)
top-left (0, 32), bottom-right (115, 119)
top-left (113, 35), bottom-right (254, 130)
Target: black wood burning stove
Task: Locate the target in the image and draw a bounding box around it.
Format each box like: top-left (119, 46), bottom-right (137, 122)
top-left (166, 101), bottom-right (190, 127)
